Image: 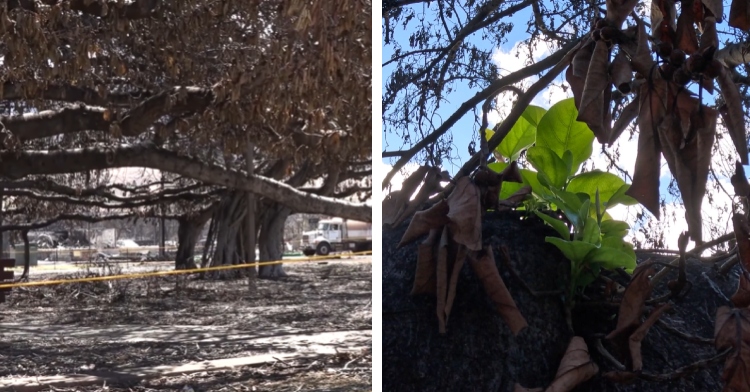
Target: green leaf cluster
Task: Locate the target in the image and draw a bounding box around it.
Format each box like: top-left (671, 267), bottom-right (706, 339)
top-left (485, 98), bottom-right (640, 301)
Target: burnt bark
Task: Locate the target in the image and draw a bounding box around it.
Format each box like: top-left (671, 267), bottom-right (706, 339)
top-left (175, 207), bottom-right (213, 270)
top-left (21, 229), bottom-right (30, 280)
top-left (383, 211), bottom-right (731, 392)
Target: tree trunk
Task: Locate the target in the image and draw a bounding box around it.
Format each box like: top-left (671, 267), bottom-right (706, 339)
top-left (258, 204), bottom-right (290, 279)
top-left (21, 229), bottom-right (30, 280)
top-left (175, 207), bottom-right (213, 270)
top-left (244, 140), bottom-right (258, 289)
top-left (383, 211), bottom-right (728, 392)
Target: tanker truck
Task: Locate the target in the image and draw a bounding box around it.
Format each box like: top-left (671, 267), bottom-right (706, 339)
top-left (301, 218), bottom-right (372, 256)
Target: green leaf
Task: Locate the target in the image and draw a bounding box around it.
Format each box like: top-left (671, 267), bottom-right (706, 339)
top-left (601, 220), bottom-right (630, 238)
top-left (527, 146), bottom-right (570, 188)
top-left (566, 171), bottom-right (629, 207)
top-left (487, 161), bottom-right (508, 174)
top-left (534, 211), bottom-right (570, 239)
top-left (521, 105), bottom-right (547, 127)
top-left (585, 245), bottom-right (636, 271)
top-left (546, 237), bottom-right (597, 263)
top-left (520, 168), bottom-right (547, 196)
top-left (499, 181), bottom-right (525, 200)
top-left (607, 184), bottom-right (639, 207)
top-left (498, 121), bottom-right (536, 162)
top-left (543, 188), bottom-right (586, 228)
top-left (536, 98), bottom-right (595, 172)
top-left (581, 216), bottom-right (601, 245)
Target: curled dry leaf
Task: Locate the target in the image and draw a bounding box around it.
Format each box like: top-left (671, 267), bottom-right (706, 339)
top-left (714, 306), bottom-right (750, 391)
top-left (731, 161), bottom-right (750, 197)
top-left (504, 185), bottom-right (533, 204)
top-left (717, 66), bottom-right (749, 164)
top-left (607, 263), bottom-right (656, 341)
top-left (626, 78), bottom-right (668, 217)
top-left (699, 16), bottom-right (718, 52)
top-left (658, 96), bottom-right (715, 243)
top-left (398, 199), bottom-right (450, 248)
top-left (609, 98), bottom-right (639, 145)
top-left (701, 0), bottom-right (724, 22)
top-left (578, 40), bottom-right (611, 144)
top-left (632, 20), bottom-right (654, 75)
top-left (446, 177), bottom-right (483, 251)
top-left (444, 244), bottom-right (468, 321)
top-left (468, 247), bottom-right (528, 335)
top-left (606, 0), bottom-right (639, 27)
top-left (546, 336), bottom-right (600, 392)
top-left (396, 167), bottom-right (447, 226)
top-left (436, 226), bottom-right (450, 334)
top-left (729, 0), bottom-right (750, 30)
top-left (611, 50), bottom-right (634, 94)
top-left (411, 228), bottom-right (441, 296)
top-left (629, 303), bottom-right (672, 371)
top-left (731, 213), bottom-right (750, 308)
top-left (568, 40), bottom-right (595, 108)
top-left (383, 166), bottom-right (429, 225)
top-left (675, 0), bottom-right (699, 54)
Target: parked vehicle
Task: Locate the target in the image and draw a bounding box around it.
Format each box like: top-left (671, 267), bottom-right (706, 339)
top-left (300, 218), bottom-right (372, 256)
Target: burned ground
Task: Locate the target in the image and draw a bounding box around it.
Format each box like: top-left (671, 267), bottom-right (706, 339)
top-left (0, 260), bottom-right (372, 391)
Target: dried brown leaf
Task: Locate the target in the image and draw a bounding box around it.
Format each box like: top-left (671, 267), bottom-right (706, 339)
top-left (609, 97), bottom-right (639, 145)
top-left (436, 226), bottom-right (450, 334)
top-left (731, 161), bottom-right (750, 197)
top-left (628, 303), bottom-right (672, 371)
top-left (546, 336), bottom-right (600, 392)
top-left (699, 16), bottom-right (718, 51)
top-left (633, 20), bottom-right (654, 75)
top-left (397, 167), bottom-right (447, 226)
top-left (729, 0), bottom-right (750, 30)
top-left (468, 247), bottom-right (528, 335)
top-left (411, 228), bottom-right (441, 296)
top-left (445, 244), bottom-right (467, 321)
top-left (702, 0), bottom-right (724, 22)
top-left (606, 263), bottom-right (656, 341)
top-left (718, 66), bottom-right (749, 164)
top-left (611, 50), bottom-right (634, 94)
top-left (383, 166), bottom-right (429, 225)
top-left (675, 0), bottom-right (699, 54)
top-left (658, 96), bottom-right (716, 243)
top-left (513, 385), bottom-right (543, 392)
top-left (626, 79), bottom-right (668, 217)
top-left (603, 371), bottom-right (639, 383)
top-left (714, 306), bottom-right (750, 390)
top-left (731, 213), bottom-right (750, 307)
top-left (398, 199), bottom-right (450, 248)
top-left (566, 65), bottom-right (585, 109)
top-left (578, 40), bottom-right (611, 143)
top-left (446, 177), bottom-right (482, 251)
top-left (504, 185), bottom-right (532, 204)
top-left (606, 0), bottom-right (639, 26)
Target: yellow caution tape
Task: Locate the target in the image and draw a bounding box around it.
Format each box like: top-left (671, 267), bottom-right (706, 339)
top-left (0, 251), bottom-right (372, 289)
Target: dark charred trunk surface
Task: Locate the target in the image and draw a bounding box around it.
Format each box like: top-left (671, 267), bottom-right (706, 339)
top-left (258, 205), bottom-right (290, 279)
top-left (175, 218), bottom-right (201, 270)
top-left (21, 229), bottom-right (30, 279)
top-left (383, 211), bottom-right (733, 392)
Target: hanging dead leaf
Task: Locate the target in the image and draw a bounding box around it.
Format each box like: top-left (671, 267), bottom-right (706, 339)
top-left (675, 0), bottom-right (699, 54)
top-left (607, 263), bottom-right (656, 341)
top-left (731, 213), bottom-right (750, 308)
top-left (626, 79), bottom-right (668, 217)
top-left (632, 20), bottom-right (654, 75)
top-left (398, 199), bottom-right (450, 248)
top-left (699, 17), bottom-right (719, 52)
top-left (546, 336), bottom-right (600, 392)
top-left (566, 65), bottom-right (585, 109)
top-left (468, 247), bottom-right (528, 335)
top-left (578, 40), bottom-right (611, 143)
top-left (609, 97), bottom-right (639, 145)
top-left (729, 0), bottom-right (750, 30)
top-left (446, 177), bottom-right (482, 251)
top-left (412, 228), bottom-right (441, 296)
top-left (701, 0), bottom-right (724, 21)
top-left (436, 226), bottom-right (450, 334)
top-left (611, 50), bottom-right (634, 94)
top-left (658, 97), bottom-right (716, 243)
top-left (396, 167), bottom-right (447, 227)
top-left (629, 303), bottom-right (672, 371)
top-left (717, 66), bottom-right (749, 164)
top-left (714, 306), bottom-right (750, 390)
top-left (444, 244), bottom-right (467, 321)
top-left (503, 185), bottom-right (532, 204)
top-left (606, 0), bottom-right (639, 26)
top-left (731, 161), bottom-right (750, 197)
top-left (383, 166), bottom-right (430, 226)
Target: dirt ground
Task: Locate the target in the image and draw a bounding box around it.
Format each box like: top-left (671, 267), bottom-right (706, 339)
top-left (0, 259), bottom-right (372, 391)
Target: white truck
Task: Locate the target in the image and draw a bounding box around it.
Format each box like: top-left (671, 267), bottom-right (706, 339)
top-left (301, 218), bottom-right (372, 256)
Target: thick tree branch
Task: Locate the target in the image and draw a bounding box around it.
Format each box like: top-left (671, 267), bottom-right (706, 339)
top-left (715, 40), bottom-right (750, 68)
top-left (0, 144), bottom-right (372, 222)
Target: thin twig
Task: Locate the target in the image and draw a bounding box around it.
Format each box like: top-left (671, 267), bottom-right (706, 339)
top-left (596, 338), bottom-right (626, 371)
top-left (637, 348), bottom-right (731, 382)
top-left (655, 319), bottom-right (714, 345)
